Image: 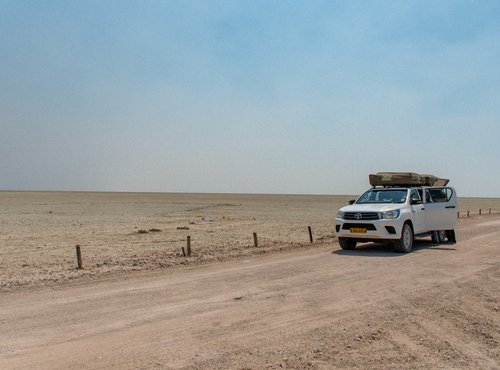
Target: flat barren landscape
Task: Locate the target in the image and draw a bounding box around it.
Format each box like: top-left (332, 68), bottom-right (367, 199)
top-left (1, 191), bottom-right (499, 369)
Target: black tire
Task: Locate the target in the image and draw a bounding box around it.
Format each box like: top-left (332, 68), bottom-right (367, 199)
top-left (339, 238), bottom-right (357, 250)
top-left (438, 230), bottom-right (447, 243)
top-left (393, 223), bottom-right (413, 253)
top-left (431, 230), bottom-right (447, 244)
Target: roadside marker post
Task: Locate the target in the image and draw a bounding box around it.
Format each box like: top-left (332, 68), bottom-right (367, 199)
top-left (187, 236), bottom-right (191, 256)
top-left (308, 226), bottom-right (313, 243)
top-left (253, 233), bottom-right (258, 248)
top-left (76, 245), bottom-right (83, 270)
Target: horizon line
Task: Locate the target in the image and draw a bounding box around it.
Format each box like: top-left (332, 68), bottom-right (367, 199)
top-left (0, 188), bottom-right (498, 199)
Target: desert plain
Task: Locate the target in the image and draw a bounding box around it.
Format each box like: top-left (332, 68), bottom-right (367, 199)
top-left (0, 191), bottom-right (499, 369)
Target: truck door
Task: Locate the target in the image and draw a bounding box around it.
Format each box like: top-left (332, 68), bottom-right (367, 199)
top-left (426, 187), bottom-right (457, 230)
top-left (409, 189), bottom-right (426, 234)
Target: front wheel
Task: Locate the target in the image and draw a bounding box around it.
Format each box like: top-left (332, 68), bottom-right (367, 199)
top-left (393, 223), bottom-right (413, 253)
top-left (339, 238), bottom-right (357, 250)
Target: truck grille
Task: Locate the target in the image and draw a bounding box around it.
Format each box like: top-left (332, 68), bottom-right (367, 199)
top-left (342, 212), bottom-right (380, 220)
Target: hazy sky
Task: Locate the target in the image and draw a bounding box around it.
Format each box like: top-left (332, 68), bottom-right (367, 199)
top-left (1, 1), bottom-right (499, 196)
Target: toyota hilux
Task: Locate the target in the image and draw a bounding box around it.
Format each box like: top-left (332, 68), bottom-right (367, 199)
top-left (335, 173), bottom-right (457, 253)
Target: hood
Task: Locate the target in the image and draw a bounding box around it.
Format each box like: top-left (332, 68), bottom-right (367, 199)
top-left (339, 203), bottom-right (403, 213)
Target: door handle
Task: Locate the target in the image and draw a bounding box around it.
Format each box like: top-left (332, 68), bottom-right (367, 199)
top-left (421, 207), bottom-right (425, 210)
top-left (445, 206), bottom-right (456, 209)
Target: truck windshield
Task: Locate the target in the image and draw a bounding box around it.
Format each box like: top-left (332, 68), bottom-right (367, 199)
top-left (357, 189), bottom-right (407, 204)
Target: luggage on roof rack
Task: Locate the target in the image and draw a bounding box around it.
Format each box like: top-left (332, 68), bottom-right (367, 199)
top-left (421, 174), bottom-right (438, 186)
top-left (369, 172), bottom-right (449, 187)
top-left (432, 178), bottom-right (450, 186)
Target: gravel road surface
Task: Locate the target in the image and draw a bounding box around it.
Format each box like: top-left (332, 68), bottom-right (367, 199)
top-left (1, 216), bottom-right (499, 369)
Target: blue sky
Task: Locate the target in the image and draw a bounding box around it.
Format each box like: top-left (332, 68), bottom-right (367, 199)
top-left (1, 1), bottom-right (499, 196)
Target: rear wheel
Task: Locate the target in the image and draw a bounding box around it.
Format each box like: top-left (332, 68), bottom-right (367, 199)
top-left (393, 223), bottom-right (413, 253)
top-left (339, 238), bottom-right (357, 250)
top-left (431, 230), bottom-right (447, 244)
top-left (438, 230), bottom-right (447, 242)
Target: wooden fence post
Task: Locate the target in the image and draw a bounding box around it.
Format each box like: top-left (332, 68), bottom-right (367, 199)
top-left (76, 245), bottom-right (83, 270)
top-left (457, 211), bottom-right (460, 218)
top-left (489, 208), bottom-right (492, 215)
top-left (479, 209), bottom-right (482, 215)
top-left (187, 236), bottom-right (191, 256)
top-left (467, 210), bottom-right (470, 218)
top-left (308, 226), bottom-right (313, 243)
top-left (253, 233), bottom-right (258, 248)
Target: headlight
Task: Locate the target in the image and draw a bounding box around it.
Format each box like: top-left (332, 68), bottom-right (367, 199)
top-left (381, 210), bottom-right (400, 219)
top-left (336, 211), bottom-right (345, 219)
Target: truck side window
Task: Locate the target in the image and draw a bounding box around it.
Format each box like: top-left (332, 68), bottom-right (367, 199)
top-left (429, 188), bottom-right (453, 202)
top-left (410, 189), bottom-right (421, 203)
top-left (443, 188), bottom-right (453, 201)
top-left (425, 189), bottom-right (433, 203)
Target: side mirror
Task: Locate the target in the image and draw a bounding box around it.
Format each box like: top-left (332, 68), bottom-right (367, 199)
top-left (410, 199), bottom-right (422, 205)
top-left (348, 199), bottom-right (356, 205)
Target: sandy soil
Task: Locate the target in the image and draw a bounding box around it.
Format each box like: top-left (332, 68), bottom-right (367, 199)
top-left (0, 191), bottom-right (353, 289)
top-left (0, 192), bottom-right (499, 369)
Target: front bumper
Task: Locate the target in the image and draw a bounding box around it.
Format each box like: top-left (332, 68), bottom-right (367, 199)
top-left (335, 218), bottom-right (403, 240)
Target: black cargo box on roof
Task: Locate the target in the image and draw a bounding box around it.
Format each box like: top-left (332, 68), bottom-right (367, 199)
top-left (369, 172), bottom-right (449, 187)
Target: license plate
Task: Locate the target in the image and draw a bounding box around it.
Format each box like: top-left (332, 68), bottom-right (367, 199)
top-left (350, 227), bottom-right (367, 233)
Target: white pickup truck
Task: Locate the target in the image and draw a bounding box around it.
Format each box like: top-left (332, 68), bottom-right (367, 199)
top-left (335, 173), bottom-right (457, 253)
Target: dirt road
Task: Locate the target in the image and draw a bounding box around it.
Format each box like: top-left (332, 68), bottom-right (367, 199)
top-left (1, 216), bottom-right (499, 369)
